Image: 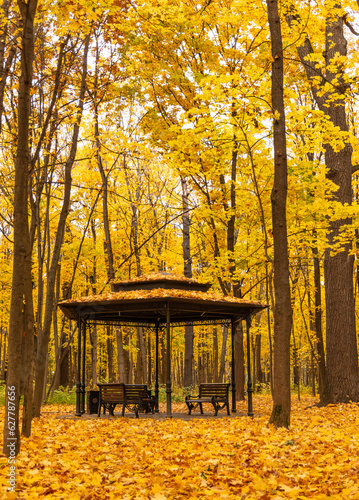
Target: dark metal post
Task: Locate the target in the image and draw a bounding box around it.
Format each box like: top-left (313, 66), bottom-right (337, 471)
top-left (231, 318), bottom-right (236, 413)
top-left (76, 316), bottom-right (82, 416)
top-left (166, 303), bottom-right (172, 418)
top-left (246, 315), bottom-right (253, 417)
top-left (155, 321), bottom-right (159, 413)
top-left (81, 320), bottom-right (86, 414)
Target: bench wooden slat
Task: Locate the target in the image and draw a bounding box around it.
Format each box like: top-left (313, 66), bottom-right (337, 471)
top-left (97, 383), bottom-right (155, 418)
top-left (185, 383), bottom-right (230, 416)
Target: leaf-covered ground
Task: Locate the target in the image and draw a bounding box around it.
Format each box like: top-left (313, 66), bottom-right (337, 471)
top-left (1, 395), bottom-right (359, 499)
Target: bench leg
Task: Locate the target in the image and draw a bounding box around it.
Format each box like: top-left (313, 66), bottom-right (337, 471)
top-left (199, 402), bottom-right (204, 414)
top-left (185, 401), bottom-right (194, 415)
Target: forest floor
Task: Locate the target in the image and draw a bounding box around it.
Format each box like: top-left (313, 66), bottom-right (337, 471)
top-left (1, 395), bottom-right (359, 499)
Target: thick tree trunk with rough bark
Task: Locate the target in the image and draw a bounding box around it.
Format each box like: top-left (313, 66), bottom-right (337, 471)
top-left (322, 8), bottom-right (359, 404)
top-left (3, 0), bottom-right (38, 456)
top-left (287, 4), bottom-right (359, 403)
top-left (267, 0), bottom-right (293, 428)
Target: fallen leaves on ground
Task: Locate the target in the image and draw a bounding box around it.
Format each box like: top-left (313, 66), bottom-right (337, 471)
top-left (1, 396), bottom-right (359, 499)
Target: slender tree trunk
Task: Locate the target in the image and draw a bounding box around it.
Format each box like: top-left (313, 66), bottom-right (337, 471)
top-left (128, 329), bottom-right (133, 384)
top-left (1, 329), bottom-right (6, 380)
top-left (147, 333), bottom-right (152, 387)
top-left (107, 327), bottom-right (114, 382)
top-left (33, 32), bottom-right (91, 417)
top-left (267, 0), bottom-right (292, 428)
top-left (160, 334), bottom-right (166, 385)
top-left (90, 219), bottom-right (98, 386)
top-left (21, 248), bottom-right (35, 438)
top-left (234, 322), bottom-right (245, 400)
top-left (255, 334), bottom-right (263, 389)
top-left (90, 325), bottom-right (97, 386)
top-left (116, 327), bottom-right (126, 383)
top-left (0, 2), bottom-right (20, 132)
top-left (94, 34), bottom-right (115, 284)
top-left (124, 328), bottom-right (130, 383)
top-left (136, 326), bottom-right (147, 384)
top-left (218, 323), bottom-right (229, 382)
top-left (213, 326), bottom-right (218, 383)
top-left (181, 177), bottom-right (194, 388)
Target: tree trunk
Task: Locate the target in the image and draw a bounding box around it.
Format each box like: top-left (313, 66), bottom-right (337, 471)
top-left (106, 326), bottom-right (114, 382)
top-left (90, 219), bottom-right (98, 386)
top-left (33, 32), bottom-right (91, 417)
top-left (255, 334), bottom-right (263, 389)
top-left (267, 0), bottom-right (292, 428)
top-left (182, 175), bottom-right (194, 388)
top-left (287, 3), bottom-right (359, 404)
top-left (94, 34), bottom-right (115, 285)
top-left (218, 323), bottom-right (229, 383)
top-left (234, 322), bottom-right (245, 400)
top-left (3, 0), bottom-right (38, 456)
top-left (213, 326), bottom-right (218, 383)
top-left (183, 324), bottom-right (194, 388)
top-left (136, 326), bottom-right (146, 384)
top-left (322, 10), bottom-right (359, 402)
top-left (147, 333), bottom-right (152, 387)
top-left (0, 1), bottom-right (20, 132)
top-left (116, 327), bottom-right (127, 383)
top-left (160, 334), bottom-right (166, 385)
top-left (311, 245), bottom-right (326, 397)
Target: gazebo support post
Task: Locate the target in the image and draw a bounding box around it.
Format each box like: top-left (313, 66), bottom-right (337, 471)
top-left (231, 318), bottom-right (237, 413)
top-left (166, 303), bottom-right (172, 418)
top-left (76, 316), bottom-right (82, 416)
top-left (81, 320), bottom-right (86, 414)
top-left (246, 315), bottom-right (253, 417)
top-left (155, 321), bottom-right (159, 413)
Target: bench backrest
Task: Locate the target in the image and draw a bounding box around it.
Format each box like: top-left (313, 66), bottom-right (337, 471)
top-left (124, 384), bottom-right (149, 402)
top-left (98, 383), bottom-right (125, 403)
top-left (199, 383), bottom-right (230, 398)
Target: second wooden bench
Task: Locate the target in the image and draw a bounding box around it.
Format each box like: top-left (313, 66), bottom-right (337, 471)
top-left (185, 383), bottom-right (230, 416)
top-left (97, 383), bottom-right (155, 418)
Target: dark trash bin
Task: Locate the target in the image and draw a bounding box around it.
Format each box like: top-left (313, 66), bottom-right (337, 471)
top-left (87, 390), bottom-right (99, 414)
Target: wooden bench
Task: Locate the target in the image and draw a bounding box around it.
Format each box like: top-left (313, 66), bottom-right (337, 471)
top-left (185, 383), bottom-right (230, 416)
top-left (97, 383), bottom-right (155, 418)
top-left (122, 384), bottom-right (155, 418)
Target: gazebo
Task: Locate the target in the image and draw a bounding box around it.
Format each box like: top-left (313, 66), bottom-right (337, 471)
top-left (58, 272), bottom-right (267, 418)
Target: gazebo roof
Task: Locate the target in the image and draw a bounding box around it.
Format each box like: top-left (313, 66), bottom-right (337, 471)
top-left (58, 272), bottom-right (267, 325)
